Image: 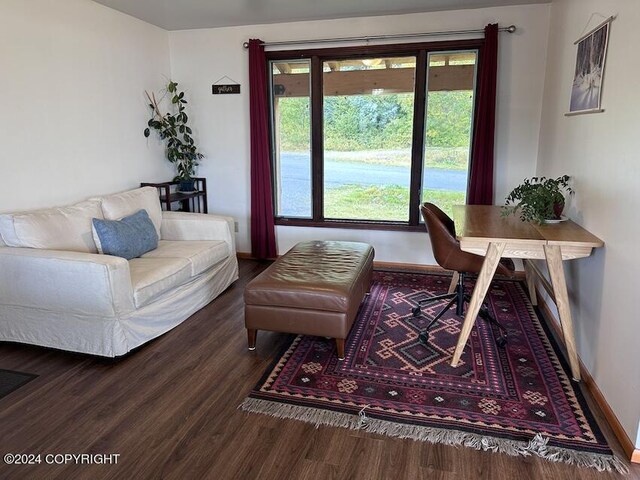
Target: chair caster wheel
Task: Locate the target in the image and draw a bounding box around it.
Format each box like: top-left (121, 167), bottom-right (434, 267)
top-left (418, 331), bottom-right (430, 345)
top-left (412, 306), bottom-right (421, 317)
top-left (496, 336), bottom-right (507, 348)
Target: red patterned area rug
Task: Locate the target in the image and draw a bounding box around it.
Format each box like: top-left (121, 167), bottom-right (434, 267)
top-left (241, 271), bottom-right (626, 472)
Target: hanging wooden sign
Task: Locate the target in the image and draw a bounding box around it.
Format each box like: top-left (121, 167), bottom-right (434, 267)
top-left (212, 75), bottom-right (241, 95)
top-left (212, 84), bottom-right (241, 95)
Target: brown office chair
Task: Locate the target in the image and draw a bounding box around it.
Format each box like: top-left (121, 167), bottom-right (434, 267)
top-left (413, 202), bottom-right (514, 347)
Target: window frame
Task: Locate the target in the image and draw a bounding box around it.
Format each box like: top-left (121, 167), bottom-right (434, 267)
top-left (266, 39), bottom-right (484, 231)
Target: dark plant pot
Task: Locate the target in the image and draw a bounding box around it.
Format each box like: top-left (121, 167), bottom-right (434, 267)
top-left (552, 199), bottom-right (565, 219)
top-left (178, 179), bottom-right (196, 192)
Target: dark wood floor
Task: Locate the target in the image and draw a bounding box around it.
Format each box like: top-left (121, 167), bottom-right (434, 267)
top-left (0, 259), bottom-right (638, 480)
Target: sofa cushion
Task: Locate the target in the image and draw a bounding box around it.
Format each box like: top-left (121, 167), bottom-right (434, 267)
top-left (141, 240), bottom-right (229, 276)
top-left (0, 200), bottom-right (103, 253)
top-left (128, 257), bottom-right (192, 308)
top-left (92, 210), bottom-right (159, 260)
top-left (99, 187), bottom-right (162, 236)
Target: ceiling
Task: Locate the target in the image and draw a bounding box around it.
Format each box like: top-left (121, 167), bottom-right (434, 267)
top-left (91, 0), bottom-right (550, 31)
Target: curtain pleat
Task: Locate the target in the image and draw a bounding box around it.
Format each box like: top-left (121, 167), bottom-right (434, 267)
top-left (467, 24), bottom-right (499, 205)
top-left (248, 39), bottom-right (277, 259)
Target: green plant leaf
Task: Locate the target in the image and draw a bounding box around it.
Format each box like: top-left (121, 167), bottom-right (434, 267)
top-left (503, 175), bottom-right (573, 223)
top-left (144, 80), bottom-right (204, 177)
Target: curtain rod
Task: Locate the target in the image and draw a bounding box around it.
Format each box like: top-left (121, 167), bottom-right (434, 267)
top-left (242, 25), bottom-right (516, 49)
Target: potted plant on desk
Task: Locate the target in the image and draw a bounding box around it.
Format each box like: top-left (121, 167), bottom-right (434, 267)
top-left (143, 80), bottom-right (203, 192)
top-left (502, 175), bottom-right (574, 224)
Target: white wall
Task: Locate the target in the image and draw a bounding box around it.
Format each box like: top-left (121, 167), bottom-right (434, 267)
top-left (0, 0), bottom-right (173, 212)
top-left (537, 0), bottom-right (640, 448)
top-left (169, 4), bottom-right (551, 262)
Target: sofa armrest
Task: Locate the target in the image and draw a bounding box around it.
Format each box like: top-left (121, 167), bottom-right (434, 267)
top-left (160, 211), bottom-right (236, 253)
top-left (0, 247), bottom-right (135, 316)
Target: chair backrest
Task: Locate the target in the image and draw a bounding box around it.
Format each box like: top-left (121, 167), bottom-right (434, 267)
top-left (421, 203), bottom-right (513, 275)
top-left (420, 203), bottom-right (460, 271)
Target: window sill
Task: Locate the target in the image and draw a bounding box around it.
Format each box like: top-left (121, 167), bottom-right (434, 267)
top-left (275, 217), bottom-right (425, 232)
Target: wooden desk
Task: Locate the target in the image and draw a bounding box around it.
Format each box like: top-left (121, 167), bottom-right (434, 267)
top-left (451, 205), bottom-right (604, 381)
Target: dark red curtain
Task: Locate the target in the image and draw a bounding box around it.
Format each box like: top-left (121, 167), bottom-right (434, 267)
top-left (248, 39), bottom-right (277, 259)
top-left (467, 23), bottom-right (499, 205)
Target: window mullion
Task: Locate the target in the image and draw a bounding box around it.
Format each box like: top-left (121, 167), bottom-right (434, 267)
top-left (310, 55), bottom-right (324, 221)
top-left (408, 50), bottom-right (428, 226)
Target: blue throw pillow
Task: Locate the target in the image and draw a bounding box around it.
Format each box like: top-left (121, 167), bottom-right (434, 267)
top-left (92, 209), bottom-right (159, 260)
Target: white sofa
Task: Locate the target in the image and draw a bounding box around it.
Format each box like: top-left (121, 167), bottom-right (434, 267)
top-left (0, 187), bottom-right (238, 357)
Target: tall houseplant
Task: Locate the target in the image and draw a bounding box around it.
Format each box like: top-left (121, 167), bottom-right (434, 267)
top-left (144, 81), bottom-right (203, 191)
top-left (502, 175), bottom-right (574, 224)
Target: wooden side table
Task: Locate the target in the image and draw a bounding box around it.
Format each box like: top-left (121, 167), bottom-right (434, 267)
top-left (141, 178), bottom-right (208, 213)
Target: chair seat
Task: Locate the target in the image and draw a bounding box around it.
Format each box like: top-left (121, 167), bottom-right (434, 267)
top-left (456, 258), bottom-right (514, 277)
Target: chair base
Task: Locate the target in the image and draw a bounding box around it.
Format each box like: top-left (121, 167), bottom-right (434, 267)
top-left (413, 273), bottom-right (507, 347)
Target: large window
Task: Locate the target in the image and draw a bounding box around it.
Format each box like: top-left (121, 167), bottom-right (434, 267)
top-left (270, 60), bottom-right (311, 218)
top-left (422, 51), bottom-right (477, 214)
top-left (269, 41), bottom-right (479, 229)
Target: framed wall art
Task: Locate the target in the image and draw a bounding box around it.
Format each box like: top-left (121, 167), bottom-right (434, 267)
top-left (566, 17), bottom-right (613, 116)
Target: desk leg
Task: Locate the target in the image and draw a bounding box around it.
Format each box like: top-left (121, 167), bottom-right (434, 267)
top-left (544, 245), bottom-right (581, 381)
top-left (451, 242), bottom-right (505, 367)
top-left (524, 260), bottom-right (538, 306)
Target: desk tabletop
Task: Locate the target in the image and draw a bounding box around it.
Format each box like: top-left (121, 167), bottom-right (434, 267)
top-left (452, 205), bottom-right (604, 248)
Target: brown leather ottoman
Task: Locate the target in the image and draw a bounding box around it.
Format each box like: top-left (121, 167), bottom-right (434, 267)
top-left (244, 241), bottom-right (374, 359)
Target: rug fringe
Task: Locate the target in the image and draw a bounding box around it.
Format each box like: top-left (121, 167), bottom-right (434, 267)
top-left (239, 398), bottom-right (629, 474)
top-left (525, 433), bottom-right (629, 474)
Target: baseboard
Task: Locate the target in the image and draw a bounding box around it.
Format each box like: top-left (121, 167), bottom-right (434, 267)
top-left (373, 260), bottom-right (446, 273)
top-left (237, 254), bottom-right (526, 279)
top-left (237, 253), bottom-right (453, 272)
top-left (535, 287), bottom-right (639, 463)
